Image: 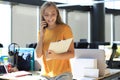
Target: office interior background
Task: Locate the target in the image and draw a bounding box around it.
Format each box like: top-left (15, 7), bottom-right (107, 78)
top-left (0, 0), bottom-right (120, 50)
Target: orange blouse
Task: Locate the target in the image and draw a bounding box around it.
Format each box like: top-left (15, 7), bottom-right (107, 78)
top-left (40, 24), bottom-right (73, 77)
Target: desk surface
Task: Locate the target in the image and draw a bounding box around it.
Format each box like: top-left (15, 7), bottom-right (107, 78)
top-left (97, 69), bottom-right (120, 80)
top-left (0, 71), bottom-right (41, 80)
top-left (0, 69), bottom-right (120, 80)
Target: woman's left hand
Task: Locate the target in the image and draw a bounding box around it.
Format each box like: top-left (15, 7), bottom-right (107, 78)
top-left (46, 50), bottom-right (57, 60)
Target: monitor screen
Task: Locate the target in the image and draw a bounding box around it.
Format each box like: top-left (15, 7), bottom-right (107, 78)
top-left (17, 48), bottom-right (35, 71)
top-left (0, 65), bottom-right (8, 74)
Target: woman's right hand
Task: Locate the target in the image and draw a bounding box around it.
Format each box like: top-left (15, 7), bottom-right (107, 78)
top-left (36, 21), bottom-right (47, 58)
top-left (40, 21), bottom-right (48, 37)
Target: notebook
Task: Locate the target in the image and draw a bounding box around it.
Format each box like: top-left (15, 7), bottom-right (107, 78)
top-left (49, 38), bottom-right (73, 54)
top-left (74, 49), bottom-right (107, 77)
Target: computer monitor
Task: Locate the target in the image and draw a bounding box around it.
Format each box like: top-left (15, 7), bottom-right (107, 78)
top-left (0, 65), bottom-right (8, 75)
top-left (74, 49), bottom-right (107, 77)
top-left (17, 48), bottom-right (35, 71)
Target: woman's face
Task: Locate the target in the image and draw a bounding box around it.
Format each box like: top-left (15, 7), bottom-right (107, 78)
top-left (43, 6), bottom-right (57, 26)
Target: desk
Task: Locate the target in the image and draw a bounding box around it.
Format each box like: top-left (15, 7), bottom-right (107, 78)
top-left (0, 71), bottom-right (42, 80)
top-left (0, 69), bottom-right (120, 80)
top-left (98, 69), bottom-right (120, 80)
top-left (73, 69), bottom-right (120, 80)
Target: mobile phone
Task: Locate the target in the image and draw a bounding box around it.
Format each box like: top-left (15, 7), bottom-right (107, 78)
top-left (42, 17), bottom-right (48, 29)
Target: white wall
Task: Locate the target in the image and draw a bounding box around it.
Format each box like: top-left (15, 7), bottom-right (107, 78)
top-left (12, 4), bottom-right (37, 47)
top-left (0, 4), bottom-right (11, 48)
top-left (115, 15), bottom-right (120, 41)
top-left (68, 11), bottom-right (89, 42)
top-left (105, 14), bottom-right (111, 42)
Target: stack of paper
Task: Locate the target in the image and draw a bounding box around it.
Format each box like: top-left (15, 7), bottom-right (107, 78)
top-left (70, 58), bottom-right (97, 69)
top-left (70, 58), bottom-right (99, 79)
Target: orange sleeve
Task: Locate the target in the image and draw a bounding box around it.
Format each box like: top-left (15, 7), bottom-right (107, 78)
top-left (63, 25), bottom-right (73, 39)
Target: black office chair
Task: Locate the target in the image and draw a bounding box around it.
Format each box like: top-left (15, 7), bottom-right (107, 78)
top-left (74, 39), bottom-right (89, 49)
top-left (80, 39), bottom-right (87, 42)
top-left (0, 43), bottom-right (3, 48)
top-left (107, 43), bottom-right (119, 69)
top-left (26, 43), bottom-right (37, 49)
top-left (89, 42), bottom-right (99, 49)
top-left (75, 42), bottom-right (89, 49)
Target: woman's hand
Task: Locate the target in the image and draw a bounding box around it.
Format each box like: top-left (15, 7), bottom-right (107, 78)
top-left (36, 21), bottom-right (48, 58)
top-left (40, 21), bottom-right (48, 37)
top-left (8, 67), bottom-right (18, 73)
top-left (46, 50), bottom-right (57, 60)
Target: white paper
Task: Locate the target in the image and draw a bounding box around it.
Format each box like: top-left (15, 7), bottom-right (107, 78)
top-left (48, 38), bottom-right (73, 54)
top-left (70, 58), bottom-right (98, 78)
top-left (70, 58), bottom-right (97, 69)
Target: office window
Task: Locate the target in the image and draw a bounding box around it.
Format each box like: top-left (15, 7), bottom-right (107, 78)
top-left (12, 4), bottom-right (37, 47)
top-left (114, 15), bottom-right (120, 41)
top-left (105, 14), bottom-right (112, 42)
top-left (0, 4), bottom-right (11, 48)
top-left (68, 11), bottom-right (89, 42)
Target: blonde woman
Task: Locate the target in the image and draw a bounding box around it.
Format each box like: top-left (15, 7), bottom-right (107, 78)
top-left (36, 1), bottom-right (74, 80)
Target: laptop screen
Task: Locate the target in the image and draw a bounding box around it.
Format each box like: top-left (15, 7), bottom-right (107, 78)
top-left (17, 48), bottom-right (35, 71)
top-left (0, 65), bottom-right (8, 74)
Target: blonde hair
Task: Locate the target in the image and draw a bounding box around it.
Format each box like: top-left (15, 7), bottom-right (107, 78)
top-left (40, 1), bottom-right (64, 24)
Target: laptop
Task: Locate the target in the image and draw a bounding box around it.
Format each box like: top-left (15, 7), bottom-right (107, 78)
top-left (74, 49), bottom-right (107, 77)
top-left (0, 64), bottom-right (8, 75)
top-left (0, 64), bottom-right (32, 80)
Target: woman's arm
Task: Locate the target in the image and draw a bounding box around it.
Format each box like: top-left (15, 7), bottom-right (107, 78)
top-left (36, 21), bottom-right (47, 58)
top-left (36, 35), bottom-right (44, 58)
top-left (46, 40), bottom-right (75, 60)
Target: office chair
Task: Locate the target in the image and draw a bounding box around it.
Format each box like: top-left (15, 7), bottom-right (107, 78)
top-left (107, 43), bottom-right (119, 69)
top-left (75, 42), bottom-right (89, 49)
top-left (80, 39), bottom-right (87, 42)
top-left (26, 43), bottom-right (37, 49)
top-left (0, 43), bottom-right (3, 48)
top-left (89, 42), bottom-right (99, 49)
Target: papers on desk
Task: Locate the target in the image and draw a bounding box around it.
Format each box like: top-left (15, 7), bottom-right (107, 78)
top-left (48, 38), bottom-right (73, 54)
top-left (0, 71), bottom-right (32, 79)
top-left (0, 71), bottom-right (49, 80)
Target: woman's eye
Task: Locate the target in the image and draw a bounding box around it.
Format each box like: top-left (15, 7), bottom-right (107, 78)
top-left (52, 13), bottom-right (56, 16)
top-left (44, 15), bottom-right (48, 17)
top-left (52, 13), bottom-right (55, 15)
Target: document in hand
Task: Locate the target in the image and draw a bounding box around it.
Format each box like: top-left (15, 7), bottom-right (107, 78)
top-left (48, 38), bottom-right (73, 54)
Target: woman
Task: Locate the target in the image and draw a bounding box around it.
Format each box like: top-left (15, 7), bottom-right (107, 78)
top-left (36, 1), bottom-right (74, 80)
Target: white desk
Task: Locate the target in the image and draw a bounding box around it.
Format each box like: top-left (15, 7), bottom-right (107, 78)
top-left (0, 69), bottom-right (120, 80)
top-left (0, 71), bottom-right (41, 80)
top-left (98, 69), bottom-right (120, 80)
top-left (73, 69), bottom-right (120, 80)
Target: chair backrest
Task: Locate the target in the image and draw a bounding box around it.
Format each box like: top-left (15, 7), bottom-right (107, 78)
top-left (75, 42), bottom-right (89, 49)
top-left (26, 43), bottom-right (37, 49)
top-left (0, 43), bottom-right (3, 48)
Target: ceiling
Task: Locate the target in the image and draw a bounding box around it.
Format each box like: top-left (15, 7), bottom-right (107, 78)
top-left (45, 0), bottom-right (120, 10)
top-left (1, 0), bottom-right (120, 10)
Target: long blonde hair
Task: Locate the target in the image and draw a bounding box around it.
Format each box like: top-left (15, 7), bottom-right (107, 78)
top-left (40, 1), bottom-right (64, 24)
